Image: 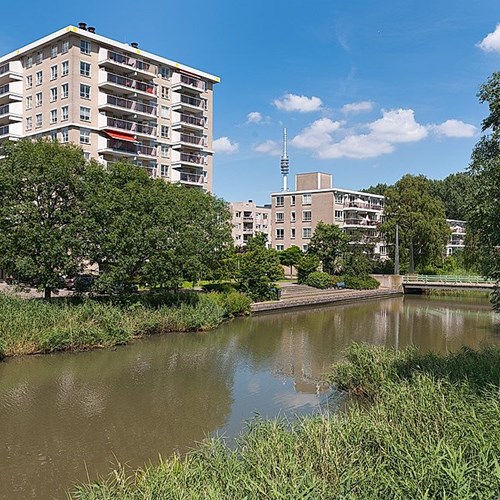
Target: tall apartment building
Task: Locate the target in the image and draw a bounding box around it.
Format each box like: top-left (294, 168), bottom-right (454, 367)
top-left (0, 23), bottom-right (219, 190)
top-left (229, 201), bottom-right (272, 247)
top-left (270, 172), bottom-right (385, 256)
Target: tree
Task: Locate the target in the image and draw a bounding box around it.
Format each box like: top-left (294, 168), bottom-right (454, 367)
top-left (380, 175), bottom-right (450, 273)
top-left (307, 222), bottom-right (349, 275)
top-left (360, 183), bottom-right (390, 196)
top-left (279, 246), bottom-right (303, 275)
top-left (428, 172), bottom-right (473, 220)
top-left (237, 235), bottom-right (284, 301)
top-left (466, 72), bottom-right (500, 310)
top-left (0, 140), bottom-right (87, 299)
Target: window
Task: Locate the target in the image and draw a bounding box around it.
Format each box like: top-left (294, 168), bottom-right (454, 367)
top-left (50, 87), bottom-right (57, 102)
top-left (291, 228), bottom-right (296, 239)
top-left (160, 164), bottom-right (169, 178)
top-left (26, 75), bottom-right (32, 89)
top-left (80, 128), bottom-right (90, 144)
top-left (80, 83), bottom-right (91, 99)
top-left (50, 109), bottom-right (57, 124)
top-left (80, 61), bottom-right (91, 77)
top-left (84, 152), bottom-right (91, 161)
top-left (235, 211), bottom-right (241, 218)
top-left (161, 86), bottom-right (169, 99)
top-left (61, 83), bottom-right (69, 99)
top-left (26, 55), bottom-right (33, 68)
top-left (303, 228), bottom-right (312, 239)
top-left (60, 127), bottom-right (69, 143)
top-left (61, 106), bottom-right (69, 121)
top-left (335, 194), bottom-right (343, 204)
top-left (335, 210), bottom-right (343, 220)
top-left (160, 144), bottom-right (169, 158)
top-left (291, 195), bottom-right (296, 206)
top-left (80, 106), bottom-right (90, 122)
top-left (302, 211), bottom-right (312, 222)
top-left (62, 61), bottom-right (69, 76)
top-left (160, 105), bottom-right (169, 118)
top-left (35, 92), bottom-right (42, 107)
top-left (50, 65), bottom-right (57, 80)
top-left (160, 125), bottom-right (169, 138)
top-left (291, 211), bottom-right (296, 222)
top-left (25, 116), bottom-right (32, 131)
top-left (35, 113), bottom-right (42, 128)
top-left (159, 66), bottom-right (170, 79)
top-left (275, 196), bottom-right (284, 207)
top-left (303, 194), bottom-right (312, 205)
top-left (275, 212), bottom-right (284, 223)
top-left (302, 244), bottom-right (309, 252)
top-left (61, 40), bottom-right (70, 53)
top-left (35, 71), bottom-right (42, 86)
top-left (276, 228), bottom-right (284, 240)
top-left (80, 39), bottom-right (91, 55)
top-left (51, 45), bottom-right (58, 58)
top-left (49, 130), bottom-right (57, 141)
top-left (25, 96), bottom-right (32, 110)
top-left (276, 245), bottom-right (284, 251)
top-left (35, 51), bottom-right (43, 64)
top-left (380, 246), bottom-right (387, 256)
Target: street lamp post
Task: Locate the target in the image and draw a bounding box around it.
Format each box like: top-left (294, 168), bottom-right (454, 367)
top-left (394, 223), bottom-right (400, 275)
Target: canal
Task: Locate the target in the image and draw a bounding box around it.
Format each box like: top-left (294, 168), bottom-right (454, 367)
top-left (0, 295), bottom-right (498, 499)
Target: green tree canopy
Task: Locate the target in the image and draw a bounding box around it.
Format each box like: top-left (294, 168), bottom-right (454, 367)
top-left (380, 174), bottom-right (450, 273)
top-left (279, 246), bottom-right (303, 275)
top-left (0, 140), bottom-right (87, 298)
top-left (308, 222), bottom-right (349, 275)
top-left (428, 172), bottom-right (473, 220)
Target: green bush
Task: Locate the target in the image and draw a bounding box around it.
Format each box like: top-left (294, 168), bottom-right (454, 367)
top-left (303, 271), bottom-right (335, 289)
top-left (296, 254), bottom-right (320, 284)
top-left (341, 275), bottom-right (380, 290)
top-left (201, 283), bottom-right (237, 293)
top-left (206, 291), bottom-right (252, 317)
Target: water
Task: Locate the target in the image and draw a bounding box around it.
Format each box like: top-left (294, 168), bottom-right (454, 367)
top-left (0, 295), bottom-right (498, 499)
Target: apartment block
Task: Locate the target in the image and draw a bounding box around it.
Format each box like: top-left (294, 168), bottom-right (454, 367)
top-left (446, 219), bottom-right (466, 256)
top-left (0, 23), bottom-right (219, 190)
top-left (229, 201), bottom-right (272, 247)
top-left (271, 172), bottom-right (385, 256)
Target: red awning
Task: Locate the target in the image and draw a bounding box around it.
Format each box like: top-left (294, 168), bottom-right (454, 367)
top-left (104, 130), bottom-right (136, 142)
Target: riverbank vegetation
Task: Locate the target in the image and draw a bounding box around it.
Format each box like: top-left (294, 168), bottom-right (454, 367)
top-left (71, 344), bottom-right (500, 499)
top-left (0, 291), bottom-right (251, 357)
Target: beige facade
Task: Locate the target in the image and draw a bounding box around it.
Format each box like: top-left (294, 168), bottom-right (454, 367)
top-left (229, 201), bottom-right (272, 247)
top-left (0, 23), bottom-right (219, 191)
top-left (271, 172), bottom-right (385, 256)
top-left (446, 219), bottom-right (466, 256)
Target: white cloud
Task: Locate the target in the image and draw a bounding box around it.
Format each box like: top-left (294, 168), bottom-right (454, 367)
top-left (253, 140), bottom-right (281, 156)
top-left (273, 93), bottom-right (323, 112)
top-left (430, 119), bottom-right (477, 138)
top-left (291, 118), bottom-right (342, 149)
top-left (213, 136), bottom-right (239, 154)
top-left (369, 109), bottom-right (428, 143)
top-left (477, 24), bottom-right (500, 53)
top-left (317, 135), bottom-right (394, 160)
top-left (341, 101), bottom-right (374, 114)
top-left (246, 111), bottom-right (263, 124)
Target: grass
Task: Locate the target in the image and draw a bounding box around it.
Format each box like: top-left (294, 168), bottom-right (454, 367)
top-left (71, 344), bottom-right (500, 499)
top-left (0, 291), bottom-right (251, 357)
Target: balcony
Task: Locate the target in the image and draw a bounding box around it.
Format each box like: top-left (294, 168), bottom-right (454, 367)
top-left (343, 201), bottom-right (383, 211)
top-left (99, 139), bottom-right (157, 159)
top-left (99, 50), bottom-right (155, 77)
top-left (171, 152), bottom-right (207, 169)
top-left (0, 84), bottom-right (23, 105)
top-left (171, 94), bottom-right (206, 112)
top-left (171, 133), bottom-right (206, 150)
top-left (0, 63), bottom-right (23, 84)
top-left (179, 172), bottom-right (205, 186)
top-left (172, 74), bottom-right (205, 93)
top-left (172, 113), bottom-right (205, 131)
top-left (104, 117), bottom-right (157, 138)
top-left (99, 94), bottom-right (157, 118)
top-left (99, 72), bottom-right (156, 97)
top-left (0, 124), bottom-right (9, 139)
top-left (343, 218), bottom-right (380, 227)
top-left (0, 104), bottom-right (22, 125)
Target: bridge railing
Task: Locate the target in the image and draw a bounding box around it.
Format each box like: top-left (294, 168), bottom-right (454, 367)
top-left (403, 275), bottom-right (496, 284)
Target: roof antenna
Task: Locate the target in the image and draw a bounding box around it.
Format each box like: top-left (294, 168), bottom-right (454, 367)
top-left (280, 128), bottom-right (289, 191)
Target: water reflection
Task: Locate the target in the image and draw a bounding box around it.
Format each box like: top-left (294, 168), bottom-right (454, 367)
top-left (0, 295), bottom-right (498, 499)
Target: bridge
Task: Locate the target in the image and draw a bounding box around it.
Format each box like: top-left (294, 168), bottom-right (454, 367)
top-left (403, 275), bottom-right (496, 292)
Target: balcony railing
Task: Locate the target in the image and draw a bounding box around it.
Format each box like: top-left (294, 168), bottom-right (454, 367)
top-left (180, 172), bottom-right (204, 184)
top-left (104, 72), bottom-right (156, 94)
top-left (0, 125), bottom-right (9, 136)
top-left (344, 218), bottom-right (380, 226)
top-left (179, 74), bottom-right (205, 91)
top-left (344, 201), bottom-right (383, 210)
top-left (106, 117), bottom-right (156, 136)
top-left (178, 94), bottom-right (206, 109)
top-left (0, 104), bottom-right (8, 116)
top-left (179, 134), bottom-right (205, 146)
top-left (106, 50), bottom-right (152, 73)
top-left (0, 64), bottom-right (8, 76)
top-left (179, 152), bottom-right (206, 165)
top-left (103, 95), bottom-right (156, 115)
top-left (0, 85), bottom-right (9, 96)
top-left (105, 139), bottom-right (156, 157)
top-left (179, 113), bottom-right (205, 127)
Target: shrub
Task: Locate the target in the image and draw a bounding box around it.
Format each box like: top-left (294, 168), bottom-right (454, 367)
top-left (303, 271), bottom-right (335, 289)
top-left (341, 275), bottom-right (380, 290)
top-left (206, 291), bottom-right (252, 317)
top-left (201, 283), bottom-right (237, 293)
top-left (296, 255), bottom-right (320, 284)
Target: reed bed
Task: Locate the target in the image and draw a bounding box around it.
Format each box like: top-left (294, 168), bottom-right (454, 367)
top-left (71, 344), bottom-right (500, 499)
top-left (0, 291), bottom-right (251, 357)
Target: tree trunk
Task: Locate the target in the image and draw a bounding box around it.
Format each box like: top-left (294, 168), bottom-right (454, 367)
top-left (44, 287), bottom-right (52, 300)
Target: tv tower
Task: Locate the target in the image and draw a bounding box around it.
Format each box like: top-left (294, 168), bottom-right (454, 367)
top-left (280, 128), bottom-right (289, 191)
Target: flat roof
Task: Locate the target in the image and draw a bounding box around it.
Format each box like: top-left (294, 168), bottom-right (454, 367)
top-left (270, 187), bottom-right (385, 199)
top-left (0, 25), bottom-right (220, 83)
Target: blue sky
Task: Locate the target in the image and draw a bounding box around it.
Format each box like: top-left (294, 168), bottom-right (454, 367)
top-left (1, 0), bottom-right (499, 204)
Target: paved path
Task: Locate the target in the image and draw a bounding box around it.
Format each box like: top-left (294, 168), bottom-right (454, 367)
top-left (251, 282), bottom-right (403, 313)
